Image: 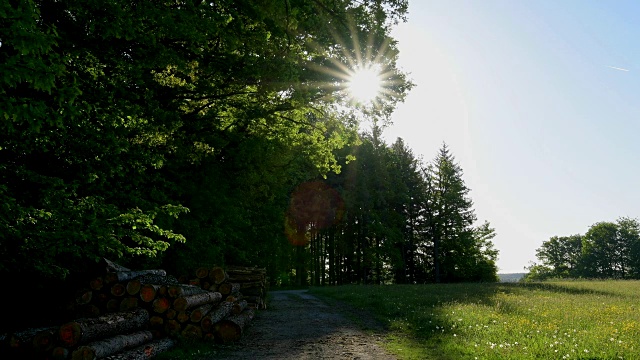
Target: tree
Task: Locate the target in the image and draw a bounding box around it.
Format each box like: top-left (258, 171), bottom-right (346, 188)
top-left (534, 235), bottom-right (583, 278)
top-left (426, 144), bottom-right (476, 282)
top-left (0, 0), bottom-right (412, 281)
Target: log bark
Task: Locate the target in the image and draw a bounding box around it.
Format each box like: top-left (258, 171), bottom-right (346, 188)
top-left (71, 330), bottom-right (153, 360)
top-left (100, 258), bottom-right (130, 274)
top-left (106, 299), bottom-right (120, 313)
top-left (52, 346), bottom-right (70, 360)
top-left (119, 297), bottom-right (139, 312)
top-left (133, 273), bottom-right (178, 286)
top-left (173, 291), bottom-right (222, 312)
top-left (102, 338), bottom-right (175, 360)
top-left (176, 311), bottom-right (190, 324)
top-left (105, 269), bottom-right (167, 284)
top-left (200, 302), bottom-right (233, 332)
top-left (239, 281), bottom-right (266, 289)
top-left (79, 304), bottom-right (101, 318)
top-left (75, 289), bottom-right (93, 305)
top-left (225, 265), bottom-right (266, 273)
top-left (217, 282), bottom-right (240, 296)
top-left (163, 320), bottom-right (181, 337)
top-left (232, 300), bottom-right (248, 315)
top-left (32, 327), bottom-right (57, 353)
top-left (227, 274), bottom-right (265, 282)
top-left (167, 284), bottom-right (208, 298)
top-left (213, 308), bottom-right (255, 343)
top-left (208, 267), bottom-right (228, 284)
top-left (8, 326), bottom-right (57, 352)
top-left (164, 309), bottom-right (177, 320)
top-left (190, 303), bottom-right (213, 323)
top-left (181, 324), bottom-right (202, 341)
top-left (239, 287), bottom-right (264, 297)
top-left (149, 316), bottom-right (164, 328)
top-left (59, 308), bottom-right (149, 348)
top-left (89, 277), bottom-right (104, 291)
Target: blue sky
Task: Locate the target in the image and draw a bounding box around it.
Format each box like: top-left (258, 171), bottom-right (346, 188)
top-left (383, 1), bottom-right (640, 273)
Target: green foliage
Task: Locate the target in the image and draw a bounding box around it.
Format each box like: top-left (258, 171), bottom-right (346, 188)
top-left (527, 217), bottom-right (640, 280)
top-left (0, 0), bottom-right (412, 281)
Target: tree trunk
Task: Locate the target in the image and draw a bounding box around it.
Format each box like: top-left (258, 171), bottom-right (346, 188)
top-left (167, 284), bottom-right (208, 298)
top-left (70, 330), bottom-right (153, 360)
top-left (200, 302), bottom-right (233, 332)
top-left (59, 308), bottom-right (149, 348)
top-left (173, 291), bottom-right (222, 312)
top-left (102, 338), bottom-right (175, 360)
top-left (213, 308), bottom-right (255, 343)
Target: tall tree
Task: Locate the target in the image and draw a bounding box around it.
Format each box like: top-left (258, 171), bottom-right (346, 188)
top-left (427, 144), bottom-right (477, 282)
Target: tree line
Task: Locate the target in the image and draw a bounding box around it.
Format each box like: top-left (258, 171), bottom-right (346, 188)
top-left (1, 0), bottom-right (498, 296)
top-left (525, 217), bottom-right (640, 280)
top-left (284, 130), bottom-right (499, 285)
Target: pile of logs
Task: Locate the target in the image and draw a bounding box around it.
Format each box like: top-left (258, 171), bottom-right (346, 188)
top-left (1, 260), bottom-right (266, 359)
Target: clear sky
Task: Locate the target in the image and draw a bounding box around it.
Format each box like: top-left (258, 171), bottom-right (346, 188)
top-left (382, 1), bottom-right (640, 273)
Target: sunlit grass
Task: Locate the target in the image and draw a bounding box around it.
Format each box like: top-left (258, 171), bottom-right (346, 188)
top-left (310, 280), bottom-right (640, 359)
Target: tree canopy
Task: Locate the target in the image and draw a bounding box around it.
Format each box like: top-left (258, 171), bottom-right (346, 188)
top-left (1, 0), bottom-right (411, 280)
top-left (525, 217), bottom-right (640, 281)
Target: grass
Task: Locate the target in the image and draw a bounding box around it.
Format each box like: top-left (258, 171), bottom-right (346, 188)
top-left (309, 280), bottom-right (640, 360)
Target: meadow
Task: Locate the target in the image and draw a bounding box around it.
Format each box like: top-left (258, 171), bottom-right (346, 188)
top-left (310, 281), bottom-right (640, 360)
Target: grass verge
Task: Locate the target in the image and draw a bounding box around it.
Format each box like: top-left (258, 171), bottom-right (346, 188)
top-left (310, 280), bottom-right (640, 359)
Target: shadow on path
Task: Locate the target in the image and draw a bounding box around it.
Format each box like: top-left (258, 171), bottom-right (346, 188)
top-left (210, 290), bottom-right (395, 360)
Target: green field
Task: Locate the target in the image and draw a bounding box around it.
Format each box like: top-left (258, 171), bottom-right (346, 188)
top-left (310, 281), bottom-right (640, 359)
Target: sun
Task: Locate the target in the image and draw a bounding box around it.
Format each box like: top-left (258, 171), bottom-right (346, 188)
top-left (346, 65), bottom-right (383, 104)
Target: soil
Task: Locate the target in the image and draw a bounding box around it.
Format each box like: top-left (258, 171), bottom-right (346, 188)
top-left (204, 290), bottom-right (396, 360)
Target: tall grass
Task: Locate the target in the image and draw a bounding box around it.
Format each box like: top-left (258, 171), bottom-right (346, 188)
top-left (310, 280), bottom-right (640, 359)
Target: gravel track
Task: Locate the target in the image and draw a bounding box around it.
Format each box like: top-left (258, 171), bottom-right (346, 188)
top-left (209, 290), bottom-right (395, 360)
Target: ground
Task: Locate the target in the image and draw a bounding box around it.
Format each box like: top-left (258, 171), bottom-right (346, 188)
top-left (205, 289), bottom-right (395, 360)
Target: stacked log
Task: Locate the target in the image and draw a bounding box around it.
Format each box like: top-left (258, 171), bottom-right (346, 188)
top-left (225, 266), bottom-right (268, 310)
top-left (0, 261), bottom-right (263, 359)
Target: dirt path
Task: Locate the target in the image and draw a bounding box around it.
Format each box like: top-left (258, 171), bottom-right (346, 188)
top-left (209, 290), bottom-right (396, 360)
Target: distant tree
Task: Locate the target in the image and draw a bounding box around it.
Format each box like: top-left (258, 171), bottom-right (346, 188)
top-left (582, 221), bottom-right (626, 278)
top-left (533, 235), bottom-right (583, 278)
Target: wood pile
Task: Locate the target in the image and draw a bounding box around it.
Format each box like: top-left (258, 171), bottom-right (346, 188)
top-left (1, 260), bottom-right (267, 359)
